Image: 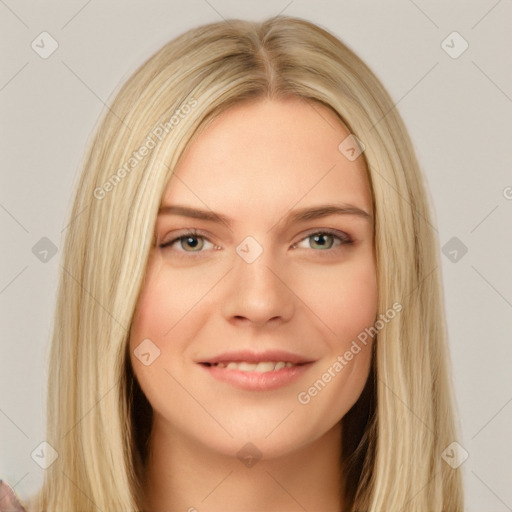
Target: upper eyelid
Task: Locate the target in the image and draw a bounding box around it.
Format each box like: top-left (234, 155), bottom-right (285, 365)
top-left (159, 228), bottom-right (213, 246)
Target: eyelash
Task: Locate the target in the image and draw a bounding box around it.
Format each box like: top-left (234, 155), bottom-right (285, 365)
top-left (158, 228), bottom-right (353, 256)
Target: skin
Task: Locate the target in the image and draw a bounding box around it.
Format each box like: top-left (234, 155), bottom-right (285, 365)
top-left (129, 97), bottom-right (377, 512)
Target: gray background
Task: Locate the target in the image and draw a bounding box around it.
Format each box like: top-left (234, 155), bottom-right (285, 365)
top-left (1, 1), bottom-right (511, 509)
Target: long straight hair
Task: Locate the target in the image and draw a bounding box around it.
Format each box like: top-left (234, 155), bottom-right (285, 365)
top-left (28, 15), bottom-right (464, 511)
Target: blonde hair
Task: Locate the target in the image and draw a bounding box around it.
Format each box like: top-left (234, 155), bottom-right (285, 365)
top-left (28, 15), bottom-right (464, 511)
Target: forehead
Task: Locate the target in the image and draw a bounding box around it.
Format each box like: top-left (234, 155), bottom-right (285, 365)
top-left (161, 98), bottom-right (371, 220)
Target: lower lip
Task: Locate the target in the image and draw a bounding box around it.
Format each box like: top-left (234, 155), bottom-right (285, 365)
top-left (199, 363), bottom-right (313, 391)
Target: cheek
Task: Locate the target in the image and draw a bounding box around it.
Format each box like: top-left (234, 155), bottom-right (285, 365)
top-left (294, 256), bottom-right (377, 412)
top-left (128, 259), bottom-right (216, 398)
top-left (129, 264), bottom-right (182, 383)
top-left (129, 265), bottom-right (183, 417)
top-left (130, 261), bottom-right (200, 348)
top-left (302, 254), bottom-right (378, 347)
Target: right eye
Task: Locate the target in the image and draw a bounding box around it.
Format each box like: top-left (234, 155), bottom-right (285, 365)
top-left (159, 229), bottom-right (218, 254)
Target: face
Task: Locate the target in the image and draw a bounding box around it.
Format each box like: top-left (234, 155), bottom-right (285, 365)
top-left (129, 97), bottom-right (377, 460)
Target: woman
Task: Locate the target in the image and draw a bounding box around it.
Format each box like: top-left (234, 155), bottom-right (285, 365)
top-left (2, 15), bottom-right (463, 511)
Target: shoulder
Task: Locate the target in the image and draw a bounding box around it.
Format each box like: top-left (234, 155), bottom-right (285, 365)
top-left (0, 480), bottom-right (26, 512)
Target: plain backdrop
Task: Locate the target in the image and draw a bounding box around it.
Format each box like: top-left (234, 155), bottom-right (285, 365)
top-left (1, 1), bottom-right (511, 510)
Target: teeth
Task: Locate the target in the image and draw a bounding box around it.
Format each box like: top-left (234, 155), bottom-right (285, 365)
top-left (212, 361), bottom-right (295, 372)
top-left (254, 362), bottom-right (276, 373)
top-left (237, 362), bottom-right (258, 372)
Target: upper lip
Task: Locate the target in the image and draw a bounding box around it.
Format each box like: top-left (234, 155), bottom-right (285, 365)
top-left (198, 349), bottom-right (315, 365)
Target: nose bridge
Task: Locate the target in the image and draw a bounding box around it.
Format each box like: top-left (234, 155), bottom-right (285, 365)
top-left (221, 234), bottom-right (294, 325)
top-left (236, 232), bottom-right (285, 281)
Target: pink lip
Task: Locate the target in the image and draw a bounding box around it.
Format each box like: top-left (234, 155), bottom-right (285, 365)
top-left (196, 350), bottom-right (316, 391)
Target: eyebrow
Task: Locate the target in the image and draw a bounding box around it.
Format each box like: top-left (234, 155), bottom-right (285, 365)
top-left (158, 203), bottom-right (372, 228)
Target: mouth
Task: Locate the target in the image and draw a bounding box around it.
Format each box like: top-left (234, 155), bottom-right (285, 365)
top-left (197, 350), bottom-right (315, 391)
top-left (200, 360), bottom-right (307, 372)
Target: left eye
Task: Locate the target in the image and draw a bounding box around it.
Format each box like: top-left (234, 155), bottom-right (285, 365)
top-left (293, 230), bottom-right (353, 251)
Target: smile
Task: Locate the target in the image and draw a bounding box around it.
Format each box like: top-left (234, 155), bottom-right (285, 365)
top-left (197, 351), bottom-right (315, 391)
top-left (202, 361), bottom-right (298, 372)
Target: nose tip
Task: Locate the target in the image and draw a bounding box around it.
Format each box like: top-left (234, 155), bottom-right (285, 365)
top-left (222, 246), bottom-right (294, 327)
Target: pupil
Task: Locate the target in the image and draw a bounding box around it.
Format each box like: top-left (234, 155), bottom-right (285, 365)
top-left (185, 236), bottom-right (200, 249)
top-left (312, 234), bottom-right (331, 249)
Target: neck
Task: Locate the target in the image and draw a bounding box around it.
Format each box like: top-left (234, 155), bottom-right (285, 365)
top-left (141, 419), bottom-right (346, 512)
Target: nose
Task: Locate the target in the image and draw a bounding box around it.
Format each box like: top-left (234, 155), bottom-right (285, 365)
top-left (220, 243), bottom-right (295, 328)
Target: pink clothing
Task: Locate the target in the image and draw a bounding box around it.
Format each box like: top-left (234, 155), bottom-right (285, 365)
top-left (0, 480), bottom-right (26, 512)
